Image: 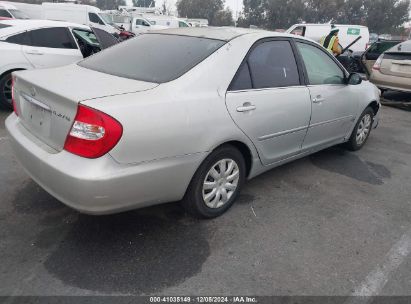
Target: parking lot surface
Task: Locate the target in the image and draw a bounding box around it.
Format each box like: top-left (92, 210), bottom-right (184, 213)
top-left (0, 100), bottom-right (410, 296)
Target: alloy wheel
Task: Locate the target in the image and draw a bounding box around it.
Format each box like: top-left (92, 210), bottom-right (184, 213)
top-left (356, 114), bottom-right (372, 146)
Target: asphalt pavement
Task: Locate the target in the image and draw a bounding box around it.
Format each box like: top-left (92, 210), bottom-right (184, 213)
top-left (0, 94), bottom-right (410, 297)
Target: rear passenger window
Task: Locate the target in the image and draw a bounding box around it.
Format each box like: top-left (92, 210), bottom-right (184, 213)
top-left (6, 31), bottom-right (30, 45)
top-left (29, 27), bottom-right (77, 49)
top-left (248, 41), bottom-right (300, 89)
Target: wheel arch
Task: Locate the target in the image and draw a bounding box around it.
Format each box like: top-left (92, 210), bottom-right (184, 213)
top-left (0, 68), bottom-right (26, 81)
top-left (210, 140), bottom-right (254, 178)
top-left (367, 100), bottom-right (380, 115)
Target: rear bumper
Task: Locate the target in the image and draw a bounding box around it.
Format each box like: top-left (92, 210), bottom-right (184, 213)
top-left (370, 71), bottom-right (411, 93)
top-left (6, 114), bottom-right (205, 215)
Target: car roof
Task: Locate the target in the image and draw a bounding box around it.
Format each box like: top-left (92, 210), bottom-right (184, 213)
top-left (0, 19), bottom-right (89, 37)
top-left (148, 26), bottom-right (296, 42)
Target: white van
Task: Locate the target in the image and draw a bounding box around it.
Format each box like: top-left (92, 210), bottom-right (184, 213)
top-left (0, 2), bottom-right (30, 19)
top-left (143, 15), bottom-right (190, 28)
top-left (286, 24), bottom-right (370, 52)
top-left (41, 3), bottom-right (118, 34)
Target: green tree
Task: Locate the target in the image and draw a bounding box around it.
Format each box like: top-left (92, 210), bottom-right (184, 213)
top-left (265, 0), bottom-right (305, 29)
top-left (237, 0), bottom-right (267, 28)
top-left (132, 0), bottom-right (156, 7)
top-left (176, 0), bottom-right (224, 25)
top-left (364, 0), bottom-right (410, 33)
top-left (214, 7), bottom-right (235, 26)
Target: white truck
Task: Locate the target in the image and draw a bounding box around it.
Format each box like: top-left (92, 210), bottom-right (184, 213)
top-left (287, 23), bottom-right (370, 52)
top-left (143, 14), bottom-right (190, 28)
top-left (103, 11), bottom-right (168, 34)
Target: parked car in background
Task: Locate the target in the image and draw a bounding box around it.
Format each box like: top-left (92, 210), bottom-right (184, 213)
top-left (0, 2), bottom-right (29, 19)
top-left (370, 40), bottom-right (411, 94)
top-left (338, 39), bottom-right (402, 75)
top-left (6, 28), bottom-right (380, 218)
top-left (361, 39), bottom-right (402, 76)
top-left (287, 23), bottom-right (370, 52)
top-left (0, 19), bottom-right (106, 109)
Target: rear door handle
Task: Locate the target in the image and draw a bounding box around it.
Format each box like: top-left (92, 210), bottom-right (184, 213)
top-left (237, 103), bottom-right (256, 112)
top-left (237, 105), bottom-right (257, 112)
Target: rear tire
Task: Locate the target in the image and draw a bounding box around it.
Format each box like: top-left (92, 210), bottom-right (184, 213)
top-left (345, 107), bottom-right (374, 151)
top-left (182, 145), bottom-right (246, 219)
top-left (0, 72), bottom-right (13, 110)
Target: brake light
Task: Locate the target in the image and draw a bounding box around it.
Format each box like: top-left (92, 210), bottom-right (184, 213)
top-left (64, 105), bottom-right (123, 159)
top-left (11, 75), bottom-right (18, 116)
top-left (373, 55), bottom-right (384, 71)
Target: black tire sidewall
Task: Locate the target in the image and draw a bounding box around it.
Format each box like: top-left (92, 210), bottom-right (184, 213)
top-left (0, 73), bottom-right (13, 110)
top-left (184, 145), bottom-right (246, 219)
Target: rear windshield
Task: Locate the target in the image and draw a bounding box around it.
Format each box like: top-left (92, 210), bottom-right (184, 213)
top-left (78, 33), bottom-right (226, 83)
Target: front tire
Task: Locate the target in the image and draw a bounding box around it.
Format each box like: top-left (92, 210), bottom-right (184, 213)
top-left (346, 107), bottom-right (374, 151)
top-left (182, 145), bottom-right (246, 219)
top-left (0, 72), bottom-right (13, 110)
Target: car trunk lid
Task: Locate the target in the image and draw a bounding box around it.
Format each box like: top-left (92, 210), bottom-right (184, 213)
top-left (13, 64), bottom-right (158, 152)
top-left (380, 52), bottom-right (411, 78)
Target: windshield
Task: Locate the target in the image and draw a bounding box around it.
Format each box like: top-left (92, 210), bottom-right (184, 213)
top-left (9, 9), bottom-right (29, 19)
top-left (78, 33), bottom-right (226, 83)
top-left (99, 13), bottom-right (115, 26)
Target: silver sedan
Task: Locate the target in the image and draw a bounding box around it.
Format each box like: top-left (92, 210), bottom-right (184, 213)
top-left (6, 27), bottom-right (381, 218)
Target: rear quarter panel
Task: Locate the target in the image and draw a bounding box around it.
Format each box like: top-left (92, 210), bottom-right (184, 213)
top-left (0, 42), bottom-right (32, 75)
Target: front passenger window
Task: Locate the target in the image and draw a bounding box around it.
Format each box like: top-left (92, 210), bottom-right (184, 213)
top-left (296, 42), bottom-right (345, 85)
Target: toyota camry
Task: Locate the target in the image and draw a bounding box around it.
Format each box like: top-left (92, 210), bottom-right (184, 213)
top-left (6, 27), bottom-right (381, 218)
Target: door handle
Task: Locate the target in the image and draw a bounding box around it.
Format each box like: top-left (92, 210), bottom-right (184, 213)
top-left (26, 50), bottom-right (44, 55)
top-left (312, 96), bottom-right (325, 103)
top-left (237, 104), bottom-right (256, 112)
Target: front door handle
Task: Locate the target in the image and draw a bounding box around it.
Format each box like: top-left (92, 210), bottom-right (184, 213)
top-left (237, 103), bottom-right (256, 112)
top-left (312, 95), bottom-right (325, 103)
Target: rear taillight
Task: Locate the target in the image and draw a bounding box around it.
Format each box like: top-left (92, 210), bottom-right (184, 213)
top-left (373, 55), bottom-right (384, 71)
top-left (11, 75), bottom-right (18, 116)
top-left (64, 105), bottom-right (123, 159)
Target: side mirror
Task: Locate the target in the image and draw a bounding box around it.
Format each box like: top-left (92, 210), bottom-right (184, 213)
top-left (347, 73), bottom-right (363, 85)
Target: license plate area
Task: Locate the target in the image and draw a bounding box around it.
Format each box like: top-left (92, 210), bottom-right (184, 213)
top-left (20, 93), bottom-right (51, 138)
top-left (392, 64), bottom-right (411, 73)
